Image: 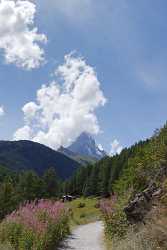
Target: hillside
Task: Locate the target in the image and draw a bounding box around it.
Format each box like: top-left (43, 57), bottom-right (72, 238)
top-left (64, 122), bottom-right (167, 248)
top-left (0, 140), bottom-right (80, 179)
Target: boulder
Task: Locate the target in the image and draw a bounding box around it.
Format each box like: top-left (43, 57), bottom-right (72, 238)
top-left (124, 166), bottom-right (167, 224)
top-left (124, 183), bottom-right (161, 224)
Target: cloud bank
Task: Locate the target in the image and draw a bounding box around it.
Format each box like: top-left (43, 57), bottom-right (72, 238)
top-left (14, 53), bottom-right (106, 150)
top-left (0, 0), bottom-right (47, 69)
top-left (110, 139), bottom-right (123, 156)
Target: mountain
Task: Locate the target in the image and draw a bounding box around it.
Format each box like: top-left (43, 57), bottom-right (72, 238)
top-left (0, 140), bottom-right (80, 179)
top-left (58, 146), bottom-right (97, 166)
top-left (67, 132), bottom-right (107, 160)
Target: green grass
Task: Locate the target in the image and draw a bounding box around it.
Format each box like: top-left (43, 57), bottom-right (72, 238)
top-left (68, 197), bottom-right (101, 227)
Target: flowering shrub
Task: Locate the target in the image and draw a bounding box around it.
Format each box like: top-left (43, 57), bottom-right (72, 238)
top-left (0, 200), bottom-right (69, 250)
top-left (100, 196), bottom-right (128, 239)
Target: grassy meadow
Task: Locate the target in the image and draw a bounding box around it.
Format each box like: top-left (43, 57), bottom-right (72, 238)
top-left (68, 197), bottom-right (101, 227)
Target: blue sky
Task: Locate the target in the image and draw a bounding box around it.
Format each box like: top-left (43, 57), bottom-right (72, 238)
top-left (0, 0), bottom-right (167, 153)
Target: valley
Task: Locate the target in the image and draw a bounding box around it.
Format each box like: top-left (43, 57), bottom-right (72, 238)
top-left (0, 123), bottom-right (167, 249)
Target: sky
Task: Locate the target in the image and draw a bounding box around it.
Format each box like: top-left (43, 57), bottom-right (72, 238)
top-left (0, 0), bottom-right (167, 154)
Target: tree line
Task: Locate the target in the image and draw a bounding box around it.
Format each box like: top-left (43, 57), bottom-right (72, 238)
top-left (0, 167), bottom-right (60, 220)
top-left (64, 122), bottom-right (167, 198)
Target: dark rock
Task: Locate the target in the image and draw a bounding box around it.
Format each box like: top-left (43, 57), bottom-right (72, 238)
top-left (124, 183), bottom-right (159, 224)
top-left (152, 188), bottom-right (162, 197)
top-left (124, 166), bottom-right (167, 224)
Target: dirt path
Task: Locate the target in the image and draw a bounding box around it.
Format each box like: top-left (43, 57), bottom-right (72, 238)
top-left (58, 221), bottom-right (105, 250)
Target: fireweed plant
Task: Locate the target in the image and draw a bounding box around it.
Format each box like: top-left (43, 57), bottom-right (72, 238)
top-left (0, 200), bottom-right (70, 250)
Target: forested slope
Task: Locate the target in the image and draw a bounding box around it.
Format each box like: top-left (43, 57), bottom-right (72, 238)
top-left (64, 122), bottom-right (167, 248)
top-left (0, 140), bottom-right (80, 179)
top-left (64, 123), bottom-right (167, 197)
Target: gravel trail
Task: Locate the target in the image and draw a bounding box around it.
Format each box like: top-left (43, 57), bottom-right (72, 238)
top-left (58, 221), bottom-right (105, 250)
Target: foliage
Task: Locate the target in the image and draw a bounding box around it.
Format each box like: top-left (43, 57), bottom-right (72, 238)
top-left (0, 243), bottom-right (13, 250)
top-left (63, 149), bottom-right (136, 198)
top-left (0, 180), bottom-right (18, 220)
top-left (43, 168), bottom-right (60, 198)
top-left (0, 200), bottom-right (69, 250)
top-left (99, 123), bottom-right (167, 241)
top-left (113, 125), bottom-right (167, 195)
top-left (0, 168), bottom-right (61, 220)
top-left (78, 202), bottom-right (86, 208)
top-left (100, 196), bottom-right (128, 239)
top-left (17, 171), bottom-right (45, 202)
top-left (111, 202), bottom-right (167, 250)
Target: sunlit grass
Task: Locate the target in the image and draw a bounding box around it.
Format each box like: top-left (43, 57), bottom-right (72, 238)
top-left (0, 243), bottom-right (13, 250)
top-left (69, 197), bottom-right (101, 227)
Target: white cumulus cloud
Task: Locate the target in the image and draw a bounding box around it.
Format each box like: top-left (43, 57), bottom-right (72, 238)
top-left (14, 53), bottom-right (106, 149)
top-left (0, 0), bottom-right (47, 69)
top-left (14, 125), bottom-right (32, 140)
top-left (0, 106), bottom-right (5, 117)
top-left (98, 144), bottom-right (104, 151)
top-left (110, 139), bottom-right (123, 156)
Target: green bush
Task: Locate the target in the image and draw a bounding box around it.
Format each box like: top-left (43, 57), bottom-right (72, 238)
top-left (80, 213), bottom-right (86, 218)
top-left (78, 202), bottom-right (86, 208)
top-left (101, 197), bottom-right (129, 239)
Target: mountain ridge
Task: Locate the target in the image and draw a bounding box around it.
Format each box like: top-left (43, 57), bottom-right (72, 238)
top-left (0, 140), bottom-right (80, 179)
top-left (58, 146), bottom-right (97, 166)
